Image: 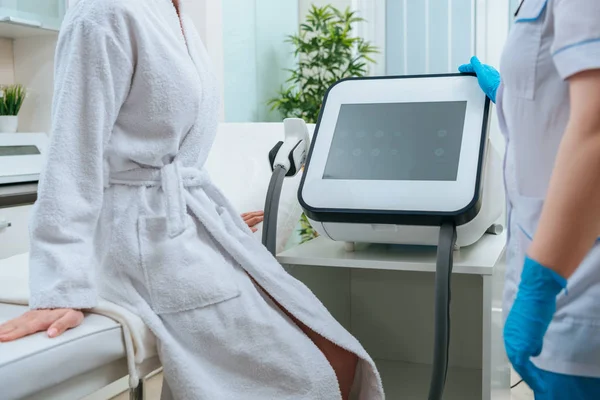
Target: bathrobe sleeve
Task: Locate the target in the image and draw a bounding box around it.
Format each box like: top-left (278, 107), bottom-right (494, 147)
top-left (28, 17), bottom-right (134, 310)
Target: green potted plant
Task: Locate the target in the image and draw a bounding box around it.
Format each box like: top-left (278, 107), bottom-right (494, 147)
top-left (0, 84), bottom-right (26, 133)
top-left (269, 5), bottom-right (378, 243)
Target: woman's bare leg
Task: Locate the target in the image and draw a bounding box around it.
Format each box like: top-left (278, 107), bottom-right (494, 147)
top-left (287, 311), bottom-right (359, 399)
top-left (251, 277), bottom-right (358, 399)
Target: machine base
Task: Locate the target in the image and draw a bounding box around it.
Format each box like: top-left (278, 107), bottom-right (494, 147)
top-left (338, 224), bottom-right (501, 252)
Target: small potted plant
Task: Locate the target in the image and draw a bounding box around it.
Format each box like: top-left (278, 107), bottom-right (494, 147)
top-left (0, 84), bottom-right (26, 133)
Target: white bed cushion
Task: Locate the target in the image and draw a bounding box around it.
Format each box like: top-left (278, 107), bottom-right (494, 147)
top-left (205, 122), bottom-right (314, 254)
top-left (0, 303), bottom-right (126, 400)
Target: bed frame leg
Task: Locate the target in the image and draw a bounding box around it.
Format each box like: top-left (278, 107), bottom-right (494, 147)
top-left (129, 380), bottom-right (144, 400)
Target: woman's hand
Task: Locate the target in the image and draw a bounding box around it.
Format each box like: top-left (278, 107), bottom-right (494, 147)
top-left (0, 309), bottom-right (84, 342)
top-left (241, 211), bottom-right (264, 233)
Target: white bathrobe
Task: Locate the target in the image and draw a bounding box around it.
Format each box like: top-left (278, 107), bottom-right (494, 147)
top-left (28, 0), bottom-right (384, 398)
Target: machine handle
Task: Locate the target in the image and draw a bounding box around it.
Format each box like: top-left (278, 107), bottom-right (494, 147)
top-left (0, 219), bottom-right (11, 230)
top-left (262, 165), bottom-right (286, 255)
top-left (263, 119), bottom-right (311, 255)
top-left (271, 118), bottom-right (310, 176)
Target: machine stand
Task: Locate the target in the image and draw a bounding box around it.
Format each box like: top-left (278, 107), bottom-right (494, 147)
top-left (428, 222), bottom-right (457, 400)
top-left (344, 242), bottom-right (356, 252)
top-left (129, 381), bottom-right (144, 400)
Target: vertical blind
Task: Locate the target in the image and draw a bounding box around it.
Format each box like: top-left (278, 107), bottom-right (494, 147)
top-left (386, 0), bottom-right (475, 75)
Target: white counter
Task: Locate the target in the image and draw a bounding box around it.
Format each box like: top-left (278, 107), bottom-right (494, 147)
top-left (278, 232), bottom-right (506, 275)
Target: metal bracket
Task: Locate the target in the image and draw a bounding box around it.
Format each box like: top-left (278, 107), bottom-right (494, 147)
top-left (486, 224), bottom-right (504, 235)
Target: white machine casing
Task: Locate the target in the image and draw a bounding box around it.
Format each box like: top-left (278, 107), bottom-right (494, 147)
top-left (0, 133), bottom-right (48, 185)
top-left (306, 143), bottom-right (503, 247)
top-left (272, 118), bottom-right (310, 176)
top-left (299, 74), bottom-right (504, 248)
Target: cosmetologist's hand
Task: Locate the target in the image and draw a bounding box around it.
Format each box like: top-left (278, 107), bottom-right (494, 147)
top-left (503, 257), bottom-right (567, 394)
top-left (458, 56), bottom-right (501, 103)
top-left (0, 308), bottom-right (84, 342)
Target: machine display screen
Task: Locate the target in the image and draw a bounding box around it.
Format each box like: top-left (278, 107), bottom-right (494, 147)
top-left (0, 145), bottom-right (41, 157)
top-left (323, 101), bottom-right (467, 181)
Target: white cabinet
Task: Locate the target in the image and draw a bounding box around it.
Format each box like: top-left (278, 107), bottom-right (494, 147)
top-left (0, 0), bottom-right (67, 37)
top-left (278, 235), bottom-right (510, 400)
top-left (0, 205), bottom-right (31, 259)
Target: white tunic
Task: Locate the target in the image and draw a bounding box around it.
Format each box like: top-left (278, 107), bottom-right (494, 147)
top-left (498, 0), bottom-right (600, 378)
top-left (27, 0), bottom-right (384, 398)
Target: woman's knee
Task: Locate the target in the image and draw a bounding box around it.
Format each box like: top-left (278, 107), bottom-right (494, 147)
top-left (250, 278), bottom-right (359, 397)
top-left (303, 332), bottom-right (358, 398)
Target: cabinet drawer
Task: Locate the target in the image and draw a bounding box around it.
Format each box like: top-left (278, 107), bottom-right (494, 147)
top-left (0, 205), bottom-right (32, 259)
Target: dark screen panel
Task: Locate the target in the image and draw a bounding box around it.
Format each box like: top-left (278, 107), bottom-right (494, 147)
top-left (323, 101), bottom-right (467, 181)
top-left (0, 145), bottom-right (41, 157)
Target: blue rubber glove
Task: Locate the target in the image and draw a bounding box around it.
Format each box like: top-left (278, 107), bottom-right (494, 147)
top-left (504, 257), bottom-right (567, 394)
top-left (458, 56), bottom-right (501, 103)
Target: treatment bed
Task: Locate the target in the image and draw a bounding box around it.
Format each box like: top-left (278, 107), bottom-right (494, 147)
top-left (0, 122), bottom-right (310, 399)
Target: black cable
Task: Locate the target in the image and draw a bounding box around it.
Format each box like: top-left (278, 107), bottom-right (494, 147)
top-left (514, 0), bottom-right (525, 17)
top-left (428, 222), bottom-right (457, 400)
top-left (511, 379), bottom-right (524, 389)
top-left (262, 165), bottom-right (286, 256)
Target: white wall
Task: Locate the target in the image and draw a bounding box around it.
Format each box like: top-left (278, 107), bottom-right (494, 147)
top-left (13, 37), bottom-right (57, 134)
top-left (0, 39), bottom-right (14, 84)
top-left (183, 0), bottom-right (225, 120)
top-left (0, 36), bottom-right (56, 134)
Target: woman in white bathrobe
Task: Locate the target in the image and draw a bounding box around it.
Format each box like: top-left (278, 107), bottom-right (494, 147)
top-left (0, 0), bottom-right (384, 399)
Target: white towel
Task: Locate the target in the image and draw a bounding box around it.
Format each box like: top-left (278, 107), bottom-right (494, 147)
top-left (0, 253), bottom-right (156, 387)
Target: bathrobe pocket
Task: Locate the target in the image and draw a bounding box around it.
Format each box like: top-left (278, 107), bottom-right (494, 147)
top-left (138, 215), bottom-right (241, 314)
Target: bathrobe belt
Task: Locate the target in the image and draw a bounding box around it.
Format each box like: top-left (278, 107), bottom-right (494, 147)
top-left (108, 162), bottom-right (246, 238)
